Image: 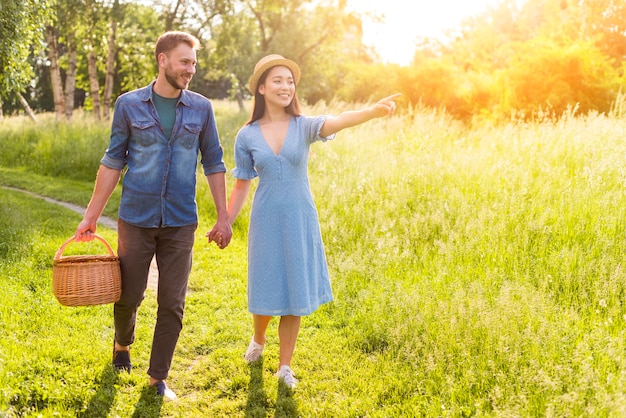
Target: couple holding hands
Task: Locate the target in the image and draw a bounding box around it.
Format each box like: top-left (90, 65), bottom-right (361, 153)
top-left (75, 30), bottom-right (399, 398)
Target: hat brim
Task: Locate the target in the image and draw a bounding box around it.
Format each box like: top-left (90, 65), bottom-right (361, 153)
top-left (249, 57), bottom-right (301, 93)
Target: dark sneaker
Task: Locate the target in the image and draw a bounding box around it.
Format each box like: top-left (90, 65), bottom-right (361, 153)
top-left (112, 350), bottom-right (132, 373)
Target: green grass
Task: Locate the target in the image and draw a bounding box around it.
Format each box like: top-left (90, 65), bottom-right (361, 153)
top-left (0, 102), bottom-right (625, 416)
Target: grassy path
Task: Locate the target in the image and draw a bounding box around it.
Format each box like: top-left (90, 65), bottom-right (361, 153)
top-left (0, 184), bottom-right (159, 290)
top-left (0, 185), bottom-right (117, 229)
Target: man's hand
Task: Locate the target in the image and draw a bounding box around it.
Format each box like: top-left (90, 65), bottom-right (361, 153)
top-left (206, 218), bottom-right (232, 249)
top-left (74, 218), bottom-right (98, 242)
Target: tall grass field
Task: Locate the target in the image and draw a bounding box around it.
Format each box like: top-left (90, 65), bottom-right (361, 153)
top-left (0, 101), bottom-right (624, 417)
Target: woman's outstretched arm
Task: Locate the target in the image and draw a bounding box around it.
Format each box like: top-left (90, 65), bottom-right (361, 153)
top-left (319, 93), bottom-right (401, 138)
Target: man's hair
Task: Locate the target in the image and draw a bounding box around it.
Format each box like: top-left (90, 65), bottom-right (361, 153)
top-left (154, 31), bottom-right (201, 63)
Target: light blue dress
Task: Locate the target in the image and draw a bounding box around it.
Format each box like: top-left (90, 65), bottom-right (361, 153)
top-left (232, 115), bottom-right (335, 316)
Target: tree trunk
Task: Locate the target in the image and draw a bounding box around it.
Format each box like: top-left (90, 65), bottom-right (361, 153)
top-left (235, 81), bottom-right (245, 113)
top-left (64, 31), bottom-right (77, 121)
top-left (88, 48), bottom-right (101, 120)
top-left (236, 87), bottom-right (245, 113)
top-left (45, 24), bottom-right (65, 120)
top-left (17, 92), bottom-right (37, 123)
top-left (165, 0), bottom-right (184, 31)
top-left (103, 0), bottom-right (119, 120)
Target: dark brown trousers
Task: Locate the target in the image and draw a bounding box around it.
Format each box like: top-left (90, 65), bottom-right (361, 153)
top-left (115, 219), bottom-right (196, 380)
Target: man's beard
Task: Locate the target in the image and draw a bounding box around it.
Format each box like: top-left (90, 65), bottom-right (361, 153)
top-left (164, 67), bottom-right (191, 91)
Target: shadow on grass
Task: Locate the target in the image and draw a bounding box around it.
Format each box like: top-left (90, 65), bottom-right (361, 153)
top-left (130, 384), bottom-right (163, 418)
top-left (79, 363), bottom-right (163, 418)
top-left (245, 359), bottom-right (299, 418)
top-left (80, 365), bottom-right (119, 417)
top-left (245, 359), bottom-right (268, 417)
top-left (275, 380), bottom-right (298, 418)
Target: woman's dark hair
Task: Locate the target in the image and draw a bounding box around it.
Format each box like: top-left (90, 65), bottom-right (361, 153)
top-left (246, 67), bottom-right (302, 125)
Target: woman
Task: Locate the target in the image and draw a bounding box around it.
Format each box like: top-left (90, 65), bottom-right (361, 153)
top-left (220, 54), bottom-right (399, 388)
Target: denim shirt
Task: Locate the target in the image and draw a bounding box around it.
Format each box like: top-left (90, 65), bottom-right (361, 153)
top-left (101, 81), bottom-right (226, 228)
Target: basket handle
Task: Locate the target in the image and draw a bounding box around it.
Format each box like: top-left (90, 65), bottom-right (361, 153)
top-left (54, 234), bottom-right (115, 261)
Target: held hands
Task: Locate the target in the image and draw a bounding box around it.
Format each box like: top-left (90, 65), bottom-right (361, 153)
top-left (372, 93), bottom-right (401, 118)
top-left (206, 218), bottom-right (232, 250)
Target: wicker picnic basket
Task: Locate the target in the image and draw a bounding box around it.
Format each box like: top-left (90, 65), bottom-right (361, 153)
top-left (52, 234), bottom-right (121, 306)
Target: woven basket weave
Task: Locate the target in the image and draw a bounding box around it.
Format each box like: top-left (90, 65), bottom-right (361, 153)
top-left (52, 234), bottom-right (121, 306)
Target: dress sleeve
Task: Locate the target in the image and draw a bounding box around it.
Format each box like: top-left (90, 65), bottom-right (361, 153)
top-left (232, 127), bottom-right (258, 180)
top-left (307, 115), bottom-right (336, 144)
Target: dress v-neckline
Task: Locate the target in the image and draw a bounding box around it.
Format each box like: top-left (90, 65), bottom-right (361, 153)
top-left (259, 118), bottom-right (291, 156)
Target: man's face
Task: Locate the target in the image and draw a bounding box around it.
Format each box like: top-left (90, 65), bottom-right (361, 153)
top-left (161, 43), bottom-right (197, 91)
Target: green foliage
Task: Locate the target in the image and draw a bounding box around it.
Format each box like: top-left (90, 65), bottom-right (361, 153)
top-left (198, 9), bottom-right (258, 100)
top-left (114, 3), bottom-right (163, 93)
top-left (0, 0), bottom-right (52, 97)
top-left (334, 62), bottom-right (401, 104)
top-left (399, 57), bottom-right (475, 120)
top-left (431, 0), bottom-right (626, 121)
top-left (498, 37), bottom-right (623, 117)
top-left (7, 0), bottom-right (626, 124)
top-left (73, 0), bottom-right (111, 97)
top-left (300, 0), bottom-right (626, 124)
top-left (573, 0), bottom-right (626, 63)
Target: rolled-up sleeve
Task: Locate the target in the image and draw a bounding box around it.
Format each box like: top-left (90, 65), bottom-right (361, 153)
top-left (199, 103), bottom-right (226, 176)
top-left (100, 98), bottom-right (129, 170)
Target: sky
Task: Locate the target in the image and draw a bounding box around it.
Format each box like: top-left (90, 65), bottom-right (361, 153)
top-left (347, 0), bottom-right (500, 66)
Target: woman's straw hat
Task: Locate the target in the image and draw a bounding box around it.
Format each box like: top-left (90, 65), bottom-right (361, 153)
top-left (249, 54), bottom-right (301, 93)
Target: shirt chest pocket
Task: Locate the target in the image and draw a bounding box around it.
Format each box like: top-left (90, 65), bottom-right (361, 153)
top-left (178, 123), bottom-right (202, 149)
top-left (131, 120), bottom-right (159, 146)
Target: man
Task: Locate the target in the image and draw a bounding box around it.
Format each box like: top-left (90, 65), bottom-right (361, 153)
top-left (75, 31), bottom-right (231, 400)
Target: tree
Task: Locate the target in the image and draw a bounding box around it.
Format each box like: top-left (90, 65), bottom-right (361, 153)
top-left (0, 0), bottom-right (53, 120)
top-left (200, 8), bottom-right (256, 110)
top-left (103, 0), bottom-right (120, 120)
top-left (230, 0), bottom-right (372, 103)
top-left (64, 29), bottom-right (78, 121)
top-left (557, 0), bottom-right (626, 65)
top-left (182, 0), bottom-right (373, 105)
top-left (499, 37), bottom-right (622, 117)
top-left (2, 0), bottom-right (397, 118)
top-left (44, 23), bottom-right (65, 119)
top-left (45, 0), bottom-right (87, 121)
top-left (79, 0), bottom-right (106, 119)
top-left (424, 0), bottom-right (626, 121)
top-left (113, 2), bottom-right (163, 94)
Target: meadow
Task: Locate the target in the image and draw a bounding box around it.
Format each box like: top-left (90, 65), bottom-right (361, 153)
top-left (0, 100), bottom-right (624, 417)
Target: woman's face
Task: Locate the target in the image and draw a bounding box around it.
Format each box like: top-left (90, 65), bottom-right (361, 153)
top-left (259, 66), bottom-right (296, 108)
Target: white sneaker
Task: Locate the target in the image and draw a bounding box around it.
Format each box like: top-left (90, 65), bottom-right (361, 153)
top-left (275, 365), bottom-right (298, 389)
top-left (244, 338), bottom-right (264, 363)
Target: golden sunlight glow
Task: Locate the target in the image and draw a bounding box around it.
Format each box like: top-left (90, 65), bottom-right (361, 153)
top-left (347, 0), bottom-right (500, 65)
